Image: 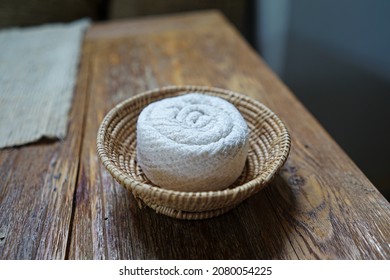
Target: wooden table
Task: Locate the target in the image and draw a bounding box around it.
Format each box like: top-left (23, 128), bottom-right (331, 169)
top-left (1, 11), bottom-right (389, 260)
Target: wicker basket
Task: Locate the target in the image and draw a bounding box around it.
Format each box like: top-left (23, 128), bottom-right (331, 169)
top-left (97, 85), bottom-right (291, 219)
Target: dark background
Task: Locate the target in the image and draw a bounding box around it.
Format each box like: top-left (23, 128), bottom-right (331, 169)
top-left (1, 0), bottom-right (389, 200)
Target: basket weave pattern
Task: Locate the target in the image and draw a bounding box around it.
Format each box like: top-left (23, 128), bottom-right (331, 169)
top-left (97, 86), bottom-right (291, 219)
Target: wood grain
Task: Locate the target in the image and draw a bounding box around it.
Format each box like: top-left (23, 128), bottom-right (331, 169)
top-left (68, 11), bottom-right (390, 259)
top-left (0, 42), bottom-right (91, 259)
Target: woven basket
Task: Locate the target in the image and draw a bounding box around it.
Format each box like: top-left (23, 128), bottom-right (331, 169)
top-left (97, 85), bottom-right (291, 219)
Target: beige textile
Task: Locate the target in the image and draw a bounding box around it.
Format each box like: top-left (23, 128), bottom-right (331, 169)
top-left (0, 19), bottom-right (90, 148)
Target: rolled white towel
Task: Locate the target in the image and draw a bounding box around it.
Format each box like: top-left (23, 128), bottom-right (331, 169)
top-left (136, 93), bottom-right (249, 192)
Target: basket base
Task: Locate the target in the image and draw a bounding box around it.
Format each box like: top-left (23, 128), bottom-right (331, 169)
top-left (144, 201), bottom-right (238, 220)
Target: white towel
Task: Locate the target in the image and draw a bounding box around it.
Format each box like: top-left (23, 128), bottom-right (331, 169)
top-left (136, 93), bottom-right (249, 192)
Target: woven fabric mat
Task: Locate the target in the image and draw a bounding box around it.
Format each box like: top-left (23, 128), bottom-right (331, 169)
top-left (0, 19), bottom-right (90, 149)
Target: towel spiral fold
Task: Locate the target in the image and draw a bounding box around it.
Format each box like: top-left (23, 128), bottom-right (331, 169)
top-left (136, 93), bottom-right (249, 192)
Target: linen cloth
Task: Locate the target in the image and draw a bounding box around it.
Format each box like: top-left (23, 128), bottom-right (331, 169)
top-left (0, 19), bottom-right (90, 148)
top-left (137, 93), bottom-right (249, 192)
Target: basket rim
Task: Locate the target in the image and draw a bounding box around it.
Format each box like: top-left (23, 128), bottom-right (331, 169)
top-left (97, 85), bottom-right (291, 200)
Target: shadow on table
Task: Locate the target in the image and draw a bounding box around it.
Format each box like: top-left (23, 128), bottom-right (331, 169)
top-left (126, 173), bottom-right (297, 259)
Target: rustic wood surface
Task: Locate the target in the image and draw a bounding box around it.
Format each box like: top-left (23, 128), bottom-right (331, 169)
top-left (0, 40), bottom-right (91, 259)
top-left (1, 11), bottom-right (389, 260)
